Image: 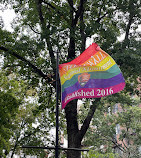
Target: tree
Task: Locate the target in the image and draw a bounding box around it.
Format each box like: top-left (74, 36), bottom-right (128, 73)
top-left (81, 96), bottom-right (141, 158)
top-left (0, 70), bottom-right (52, 157)
top-left (0, 0), bottom-right (141, 158)
top-left (115, 105), bottom-right (141, 158)
top-left (0, 71), bottom-right (21, 157)
top-left (0, 91), bottom-right (19, 157)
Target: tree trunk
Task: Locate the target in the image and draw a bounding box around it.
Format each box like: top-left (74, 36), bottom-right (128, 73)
top-left (65, 99), bottom-right (100, 158)
top-left (65, 100), bottom-right (81, 158)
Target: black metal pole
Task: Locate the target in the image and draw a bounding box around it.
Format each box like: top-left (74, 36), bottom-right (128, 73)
top-left (55, 50), bottom-right (59, 158)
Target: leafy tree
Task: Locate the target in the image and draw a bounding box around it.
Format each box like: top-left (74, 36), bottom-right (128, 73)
top-left (115, 105), bottom-right (141, 158)
top-left (81, 97), bottom-right (141, 158)
top-left (0, 71), bottom-right (21, 157)
top-left (0, 0), bottom-right (141, 158)
top-left (0, 91), bottom-right (19, 157)
top-left (0, 70), bottom-right (51, 157)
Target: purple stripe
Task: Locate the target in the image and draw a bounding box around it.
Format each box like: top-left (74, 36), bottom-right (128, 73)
top-left (62, 73), bottom-right (125, 100)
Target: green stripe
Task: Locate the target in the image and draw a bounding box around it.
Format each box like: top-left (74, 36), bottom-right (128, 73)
top-left (62, 64), bottom-right (121, 92)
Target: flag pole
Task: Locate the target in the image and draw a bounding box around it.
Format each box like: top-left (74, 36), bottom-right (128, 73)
top-left (55, 50), bottom-right (59, 158)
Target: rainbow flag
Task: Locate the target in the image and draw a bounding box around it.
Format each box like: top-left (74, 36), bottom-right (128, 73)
top-left (59, 43), bottom-right (125, 109)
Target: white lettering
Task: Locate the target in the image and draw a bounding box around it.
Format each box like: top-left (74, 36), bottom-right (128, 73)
top-left (81, 90), bottom-right (86, 96)
top-left (86, 91), bottom-right (90, 96)
top-left (99, 52), bottom-right (106, 59)
top-left (91, 56), bottom-right (99, 65)
top-left (96, 54), bottom-right (101, 61)
top-left (65, 90), bottom-right (96, 103)
top-left (85, 60), bottom-right (95, 66)
top-left (101, 59), bottom-right (112, 69)
top-left (64, 88), bottom-right (114, 103)
top-left (90, 90), bottom-right (95, 96)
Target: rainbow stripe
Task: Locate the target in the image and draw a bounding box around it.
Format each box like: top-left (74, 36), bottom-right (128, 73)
top-left (59, 43), bottom-right (125, 109)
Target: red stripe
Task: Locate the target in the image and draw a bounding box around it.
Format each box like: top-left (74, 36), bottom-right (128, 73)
top-left (59, 43), bottom-right (98, 70)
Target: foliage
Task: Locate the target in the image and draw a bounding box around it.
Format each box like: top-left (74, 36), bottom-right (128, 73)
top-left (82, 150), bottom-right (117, 158)
top-left (0, 71), bottom-right (21, 157)
top-left (0, 0), bottom-right (141, 157)
top-left (0, 70), bottom-right (52, 157)
top-left (80, 96), bottom-right (141, 157)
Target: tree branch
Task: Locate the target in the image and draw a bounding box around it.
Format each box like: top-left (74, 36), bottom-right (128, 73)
top-left (100, 137), bottom-right (126, 153)
top-left (36, 0), bottom-right (55, 67)
top-left (0, 46), bottom-right (53, 82)
top-left (42, 0), bottom-right (69, 22)
top-left (125, 14), bottom-right (134, 42)
top-left (122, 1), bottom-right (135, 49)
top-left (96, 12), bottom-right (108, 23)
top-left (122, 14), bottom-right (134, 49)
top-left (79, 98), bottom-right (101, 141)
top-left (42, 0), bottom-right (57, 10)
top-left (80, 2), bottom-right (86, 53)
top-left (95, 1), bottom-right (108, 24)
top-left (73, 0), bottom-right (87, 26)
top-left (67, 0), bottom-right (76, 12)
top-left (67, 0), bottom-right (87, 59)
top-left (11, 136), bottom-right (19, 158)
top-left (28, 24), bottom-right (41, 34)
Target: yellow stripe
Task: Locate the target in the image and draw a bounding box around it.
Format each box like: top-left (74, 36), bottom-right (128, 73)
top-left (96, 55), bottom-right (116, 70)
top-left (60, 56), bottom-right (116, 85)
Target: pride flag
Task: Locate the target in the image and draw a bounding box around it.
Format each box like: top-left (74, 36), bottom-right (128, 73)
top-left (59, 43), bottom-right (125, 109)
